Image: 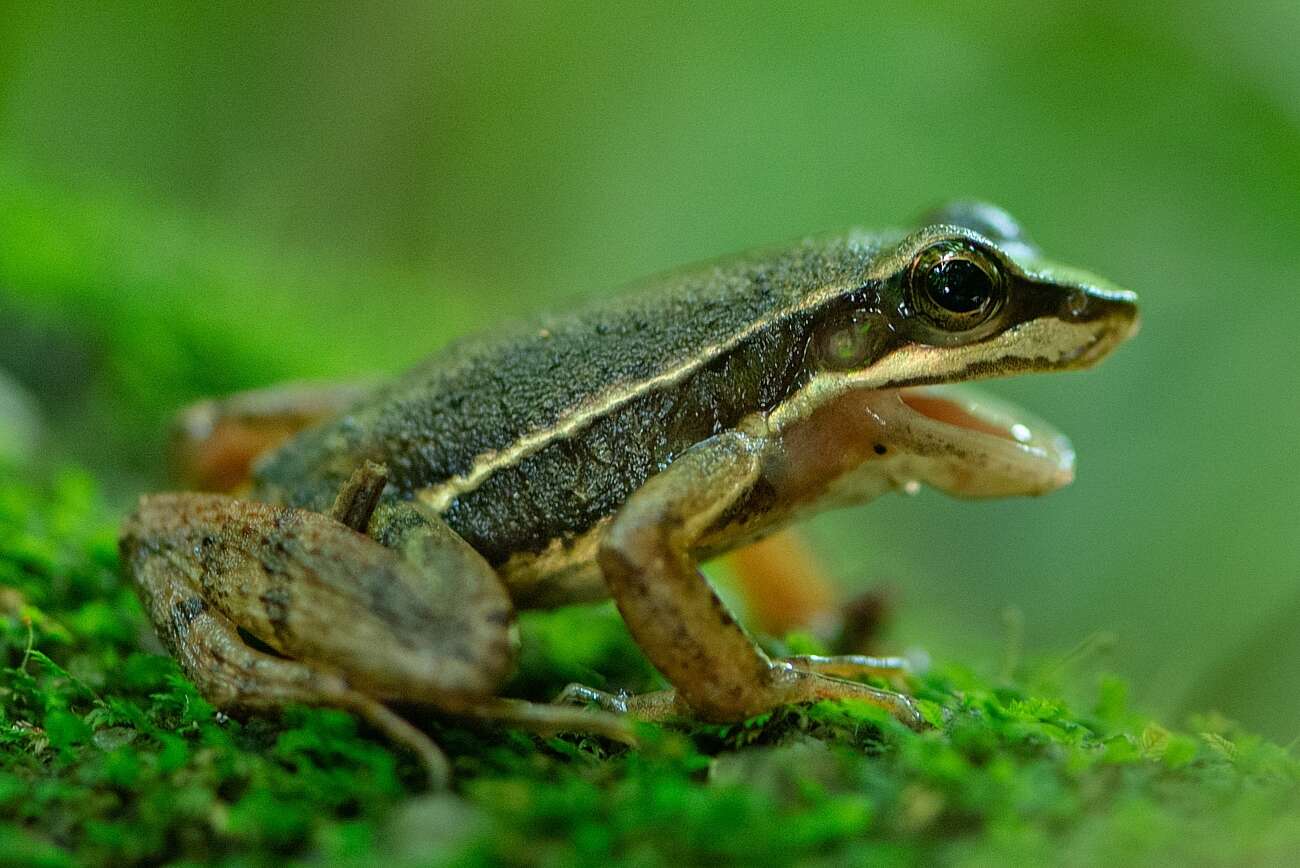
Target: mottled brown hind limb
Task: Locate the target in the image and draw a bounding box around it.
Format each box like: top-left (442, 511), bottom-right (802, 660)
top-left (119, 491), bottom-right (518, 787)
top-left (121, 489), bottom-right (636, 786)
top-left (120, 543), bottom-right (451, 785)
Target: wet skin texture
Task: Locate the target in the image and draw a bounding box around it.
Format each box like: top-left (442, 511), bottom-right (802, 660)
top-left (255, 232), bottom-right (884, 562)
top-left (121, 202), bottom-right (1139, 784)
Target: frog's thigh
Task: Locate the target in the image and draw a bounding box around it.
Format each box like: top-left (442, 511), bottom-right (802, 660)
top-left (598, 431), bottom-right (925, 727)
top-left (123, 493), bottom-right (517, 703)
top-left (171, 380), bottom-right (373, 491)
top-left (120, 493), bottom-right (521, 773)
top-left (122, 523), bottom-right (451, 784)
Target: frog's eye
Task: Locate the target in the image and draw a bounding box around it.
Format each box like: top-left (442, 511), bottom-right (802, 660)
top-left (907, 241), bottom-right (1005, 330)
top-left (814, 312), bottom-right (883, 370)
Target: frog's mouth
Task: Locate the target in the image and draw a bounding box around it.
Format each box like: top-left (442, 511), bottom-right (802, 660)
top-left (870, 384), bottom-right (1076, 498)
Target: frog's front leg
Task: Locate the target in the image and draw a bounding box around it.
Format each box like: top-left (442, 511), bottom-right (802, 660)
top-left (595, 431), bottom-right (925, 728)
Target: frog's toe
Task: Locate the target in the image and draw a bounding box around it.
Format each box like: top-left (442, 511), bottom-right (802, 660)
top-left (555, 675), bottom-right (928, 731)
top-left (766, 666), bottom-right (929, 730)
top-left (554, 683), bottom-right (689, 723)
top-left (555, 683), bottom-right (629, 712)
top-left (780, 653), bottom-right (915, 680)
top-left (453, 697), bottom-right (639, 745)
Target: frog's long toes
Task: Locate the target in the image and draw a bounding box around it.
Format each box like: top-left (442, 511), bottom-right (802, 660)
top-left (554, 683), bottom-right (629, 713)
top-left (554, 684), bottom-right (689, 724)
top-left (465, 697), bottom-right (639, 746)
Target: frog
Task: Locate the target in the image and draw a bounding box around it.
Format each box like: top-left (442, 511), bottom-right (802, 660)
top-left (119, 202), bottom-right (1139, 785)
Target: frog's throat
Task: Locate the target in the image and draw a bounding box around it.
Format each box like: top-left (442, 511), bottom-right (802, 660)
top-left (763, 309), bottom-right (1133, 499)
top-left (885, 384), bottom-right (1075, 496)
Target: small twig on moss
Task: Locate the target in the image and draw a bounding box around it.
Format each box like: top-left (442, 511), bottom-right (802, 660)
top-left (19, 614), bottom-right (33, 673)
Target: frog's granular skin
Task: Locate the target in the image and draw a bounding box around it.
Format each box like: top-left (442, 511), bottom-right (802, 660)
top-left (255, 230), bottom-right (894, 559)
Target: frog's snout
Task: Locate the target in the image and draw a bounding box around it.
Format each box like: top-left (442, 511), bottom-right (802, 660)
top-left (1059, 285), bottom-right (1140, 366)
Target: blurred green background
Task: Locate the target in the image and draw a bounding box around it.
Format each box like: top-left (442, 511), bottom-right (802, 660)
top-left (1, 2), bottom-right (1297, 738)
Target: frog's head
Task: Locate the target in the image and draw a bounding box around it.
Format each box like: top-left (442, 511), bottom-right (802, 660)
top-left (818, 201), bottom-right (1140, 386)
top-left (777, 202), bottom-right (1139, 500)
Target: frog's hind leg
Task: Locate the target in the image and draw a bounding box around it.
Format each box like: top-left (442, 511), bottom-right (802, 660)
top-left (121, 480), bottom-right (632, 784)
top-left (124, 554), bottom-right (453, 784)
top-left (171, 380), bottom-right (374, 491)
top-left (327, 463), bottom-right (635, 745)
top-left (587, 431), bottom-right (927, 729)
top-left (120, 485), bottom-right (517, 786)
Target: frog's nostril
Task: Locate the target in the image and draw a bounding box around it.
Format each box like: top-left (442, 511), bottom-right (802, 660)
top-left (1064, 289), bottom-right (1091, 320)
top-left (1061, 287), bottom-right (1140, 338)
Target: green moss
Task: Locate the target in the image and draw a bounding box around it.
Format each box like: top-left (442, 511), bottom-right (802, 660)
top-left (1, 471), bottom-right (1297, 867)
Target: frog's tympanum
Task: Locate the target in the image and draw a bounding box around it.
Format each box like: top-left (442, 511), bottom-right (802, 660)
top-left (120, 203), bottom-right (1139, 784)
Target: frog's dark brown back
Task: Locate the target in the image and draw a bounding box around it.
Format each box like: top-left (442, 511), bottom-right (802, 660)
top-left (255, 232), bottom-right (886, 563)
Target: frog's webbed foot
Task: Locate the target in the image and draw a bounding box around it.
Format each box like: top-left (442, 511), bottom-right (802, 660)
top-left (595, 431), bottom-right (929, 731)
top-left (554, 670), bottom-right (923, 729)
top-left (553, 678), bottom-right (924, 729)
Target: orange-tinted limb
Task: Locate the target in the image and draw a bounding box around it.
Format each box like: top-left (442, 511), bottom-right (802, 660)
top-left (171, 380), bottom-right (374, 491)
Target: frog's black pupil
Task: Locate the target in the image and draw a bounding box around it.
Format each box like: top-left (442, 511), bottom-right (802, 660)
top-left (925, 258), bottom-right (991, 314)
